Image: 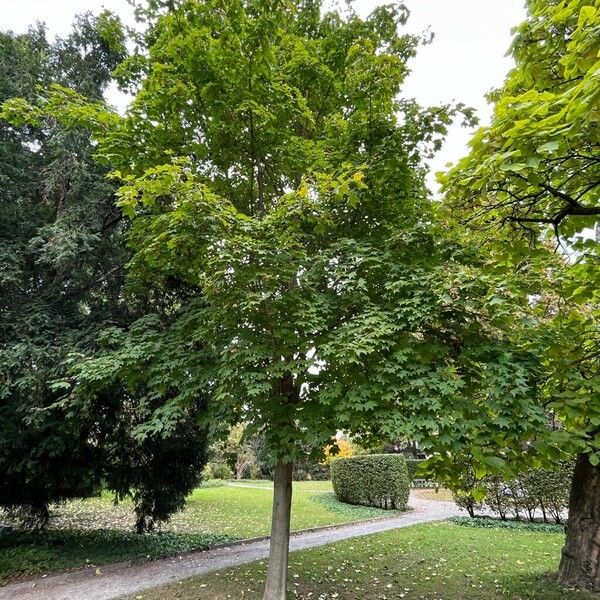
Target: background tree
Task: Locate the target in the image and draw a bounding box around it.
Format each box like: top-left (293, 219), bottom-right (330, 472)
top-left (210, 423), bottom-right (260, 480)
top-left (442, 0), bottom-right (600, 591)
top-left (0, 14), bottom-right (209, 531)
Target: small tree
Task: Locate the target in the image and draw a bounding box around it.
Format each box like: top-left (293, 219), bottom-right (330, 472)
top-left (448, 461), bottom-right (482, 519)
top-left (8, 2), bottom-right (556, 597)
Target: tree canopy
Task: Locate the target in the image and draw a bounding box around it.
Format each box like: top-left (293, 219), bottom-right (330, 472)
top-left (442, 0), bottom-right (599, 240)
top-left (0, 13), bottom-right (209, 531)
top-left (3, 0), bottom-right (597, 595)
top-left (441, 0), bottom-right (599, 591)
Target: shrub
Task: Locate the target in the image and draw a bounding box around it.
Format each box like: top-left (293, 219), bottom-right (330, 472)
top-left (209, 462), bottom-right (233, 480)
top-left (198, 479), bottom-right (227, 488)
top-left (483, 477), bottom-right (513, 520)
top-left (331, 454), bottom-right (409, 510)
top-left (448, 462), bottom-right (482, 518)
top-left (524, 461), bottom-right (574, 523)
top-left (446, 458), bottom-right (574, 523)
top-left (201, 463), bottom-right (213, 480)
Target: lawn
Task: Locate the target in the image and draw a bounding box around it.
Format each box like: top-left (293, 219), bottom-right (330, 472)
top-left (0, 481), bottom-right (401, 582)
top-left (122, 521), bottom-right (591, 600)
top-left (413, 488), bottom-right (454, 502)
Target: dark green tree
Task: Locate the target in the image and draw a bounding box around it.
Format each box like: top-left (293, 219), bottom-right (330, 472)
top-left (0, 14), bottom-right (209, 531)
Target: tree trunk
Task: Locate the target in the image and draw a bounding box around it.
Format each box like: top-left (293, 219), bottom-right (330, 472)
top-left (557, 453), bottom-right (600, 592)
top-left (263, 459), bottom-right (293, 600)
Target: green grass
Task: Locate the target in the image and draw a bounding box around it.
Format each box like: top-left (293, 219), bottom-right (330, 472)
top-left (43, 481), bottom-right (399, 538)
top-left (413, 488), bottom-right (454, 502)
top-left (0, 481), bottom-right (400, 582)
top-left (170, 481), bottom-right (399, 538)
top-left (122, 521), bottom-right (592, 600)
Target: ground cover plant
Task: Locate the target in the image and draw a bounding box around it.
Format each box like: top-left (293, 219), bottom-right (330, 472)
top-left (0, 529), bottom-right (230, 584)
top-left (449, 516), bottom-right (565, 534)
top-left (0, 482), bottom-right (400, 582)
top-left (121, 521), bottom-right (592, 600)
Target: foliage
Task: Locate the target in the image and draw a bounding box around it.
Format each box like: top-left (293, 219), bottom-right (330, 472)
top-left (4, 2), bottom-right (585, 593)
top-left (330, 454), bottom-right (409, 510)
top-left (0, 15), bottom-right (210, 532)
top-left (515, 461), bottom-right (574, 523)
top-left (210, 424), bottom-right (260, 480)
top-left (448, 461), bottom-right (483, 519)
top-left (0, 528), bottom-right (232, 583)
top-left (0, 14), bottom-right (126, 528)
top-left (448, 460), bottom-right (574, 523)
top-left (483, 478), bottom-right (516, 521)
top-left (442, 0), bottom-right (599, 239)
top-left (293, 461), bottom-right (330, 482)
top-left (440, 1), bottom-right (598, 588)
top-left (323, 438), bottom-right (356, 465)
top-left (441, 0), bottom-right (600, 467)
top-left (3, 0), bottom-right (565, 504)
top-left (405, 458), bottom-right (425, 481)
top-left (209, 462), bottom-right (234, 481)
top-left (449, 516), bottom-right (565, 534)
top-left (118, 522), bottom-right (587, 600)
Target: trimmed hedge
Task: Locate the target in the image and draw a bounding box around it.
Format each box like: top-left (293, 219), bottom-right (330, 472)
top-left (331, 454), bottom-right (410, 510)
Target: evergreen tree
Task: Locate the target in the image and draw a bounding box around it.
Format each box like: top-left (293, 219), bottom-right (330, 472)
top-left (0, 13), bottom-right (209, 531)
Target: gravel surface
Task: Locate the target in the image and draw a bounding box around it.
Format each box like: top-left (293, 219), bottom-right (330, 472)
top-left (0, 491), bottom-right (462, 600)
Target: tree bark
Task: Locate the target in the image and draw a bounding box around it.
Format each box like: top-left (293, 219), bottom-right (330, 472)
top-left (263, 459), bottom-right (293, 600)
top-left (557, 453), bottom-right (600, 592)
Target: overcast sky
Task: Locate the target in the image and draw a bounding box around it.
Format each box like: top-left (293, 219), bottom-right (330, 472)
top-left (1, 0), bottom-right (526, 188)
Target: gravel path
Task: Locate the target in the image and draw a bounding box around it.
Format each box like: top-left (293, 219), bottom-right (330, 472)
top-left (0, 491), bottom-right (461, 600)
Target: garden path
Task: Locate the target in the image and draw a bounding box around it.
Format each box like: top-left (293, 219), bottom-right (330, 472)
top-left (0, 491), bottom-right (461, 600)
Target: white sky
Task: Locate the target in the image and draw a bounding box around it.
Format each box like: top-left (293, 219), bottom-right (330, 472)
top-left (1, 0), bottom-right (526, 187)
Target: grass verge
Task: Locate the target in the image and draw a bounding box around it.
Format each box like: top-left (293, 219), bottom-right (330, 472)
top-left (122, 521), bottom-right (591, 600)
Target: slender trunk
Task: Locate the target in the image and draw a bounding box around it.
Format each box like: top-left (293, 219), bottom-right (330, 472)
top-left (263, 459), bottom-right (293, 600)
top-left (558, 453), bottom-right (600, 592)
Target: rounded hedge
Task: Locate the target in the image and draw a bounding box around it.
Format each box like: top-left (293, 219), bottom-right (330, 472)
top-left (331, 454), bottom-right (410, 510)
